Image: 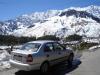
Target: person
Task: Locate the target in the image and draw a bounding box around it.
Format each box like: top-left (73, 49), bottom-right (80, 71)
top-left (10, 44), bottom-right (13, 51)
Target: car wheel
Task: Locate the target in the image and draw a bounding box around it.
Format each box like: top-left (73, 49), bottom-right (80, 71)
top-left (68, 54), bottom-right (74, 67)
top-left (40, 62), bottom-right (49, 74)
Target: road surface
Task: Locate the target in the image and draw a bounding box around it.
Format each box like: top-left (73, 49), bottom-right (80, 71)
top-left (0, 49), bottom-right (100, 75)
top-left (70, 49), bottom-right (100, 75)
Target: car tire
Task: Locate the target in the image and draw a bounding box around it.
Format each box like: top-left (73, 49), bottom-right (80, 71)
top-left (40, 62), bottom-right (49, 74)
top-left (68, 54), bottom-right (74, 67)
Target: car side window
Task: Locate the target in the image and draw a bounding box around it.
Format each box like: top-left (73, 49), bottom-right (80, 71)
top-left (44, 43), bottom-right (53, 52)
top-left (53, 43), bottom-right (64, 51)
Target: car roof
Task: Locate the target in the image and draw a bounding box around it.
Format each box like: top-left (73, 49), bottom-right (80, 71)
top-left (28, 40), bottom-right (56, 44)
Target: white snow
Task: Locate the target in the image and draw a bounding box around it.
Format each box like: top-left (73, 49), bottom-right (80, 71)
top-left (0, 50), bottom-right (10, 61)
top-left (89, 45), bottom-right (100, 51)
top-left (0, 61), bottom-right (11, 70)
top-left (0, 45), bottom-right (22, 71)
top-left (0, 50), bottom-right (11, 70)
top-left (0, 46), bottom-right (11, 50)
top-left (16, 13), bottom-right (100, 38)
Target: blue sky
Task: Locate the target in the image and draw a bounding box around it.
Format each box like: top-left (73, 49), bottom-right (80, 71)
top-left (0, 0), bottom-right (100, 21)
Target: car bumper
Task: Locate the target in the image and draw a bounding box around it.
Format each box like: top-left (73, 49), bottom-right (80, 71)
top-left (9, 59), bottom-right (40, 71)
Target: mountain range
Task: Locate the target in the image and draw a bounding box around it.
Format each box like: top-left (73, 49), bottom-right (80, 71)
top-left (0, 5), bottom-right (100, 38)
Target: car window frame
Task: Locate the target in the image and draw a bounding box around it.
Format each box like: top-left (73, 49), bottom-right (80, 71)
top-left (44, 42), bottom-right (54, 52)
top-left (53, 42), bottom-right (65, 51)
top-left (20, 43), bottom-right (41, 52)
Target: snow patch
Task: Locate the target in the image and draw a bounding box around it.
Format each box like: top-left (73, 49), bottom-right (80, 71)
top-left (0, 50), bottom-right (11, 70)
top-left (89, 45), bottom-right (100, 51)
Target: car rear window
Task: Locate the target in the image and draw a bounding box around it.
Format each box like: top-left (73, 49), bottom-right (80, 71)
top-left (20, 43), bottom-right (41, 52)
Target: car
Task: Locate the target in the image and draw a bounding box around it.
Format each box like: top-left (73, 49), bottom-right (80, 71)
top-left (10, 40), bottom-right (74, 73)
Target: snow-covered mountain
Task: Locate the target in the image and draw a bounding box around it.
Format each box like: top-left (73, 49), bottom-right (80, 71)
top-left (0, 10), bottom-right (61, 35)
top-left (0, 5), bottom-right (100, 38)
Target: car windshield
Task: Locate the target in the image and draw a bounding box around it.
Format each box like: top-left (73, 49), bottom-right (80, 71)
top-left (20, 43), bottom-right (41, 52)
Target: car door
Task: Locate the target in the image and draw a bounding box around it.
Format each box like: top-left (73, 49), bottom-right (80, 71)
top-left (53, 42), bottom-right (68, 62)
top-left (43, 43), bottom-right (59, 65)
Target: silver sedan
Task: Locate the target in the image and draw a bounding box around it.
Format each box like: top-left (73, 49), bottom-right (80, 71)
top-left (10, 40), bottom-right (74, 74)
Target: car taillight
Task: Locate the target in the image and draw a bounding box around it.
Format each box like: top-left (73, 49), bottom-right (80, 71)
top-left (27, 54), bottom-right (33, 63)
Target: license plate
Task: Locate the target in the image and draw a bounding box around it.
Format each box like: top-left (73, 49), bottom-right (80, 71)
top-left (14, 55), bottom-right (22, 61)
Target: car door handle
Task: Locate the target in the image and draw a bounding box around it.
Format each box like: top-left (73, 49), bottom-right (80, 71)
top-left (46, 54), bottom-right (49, 57)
